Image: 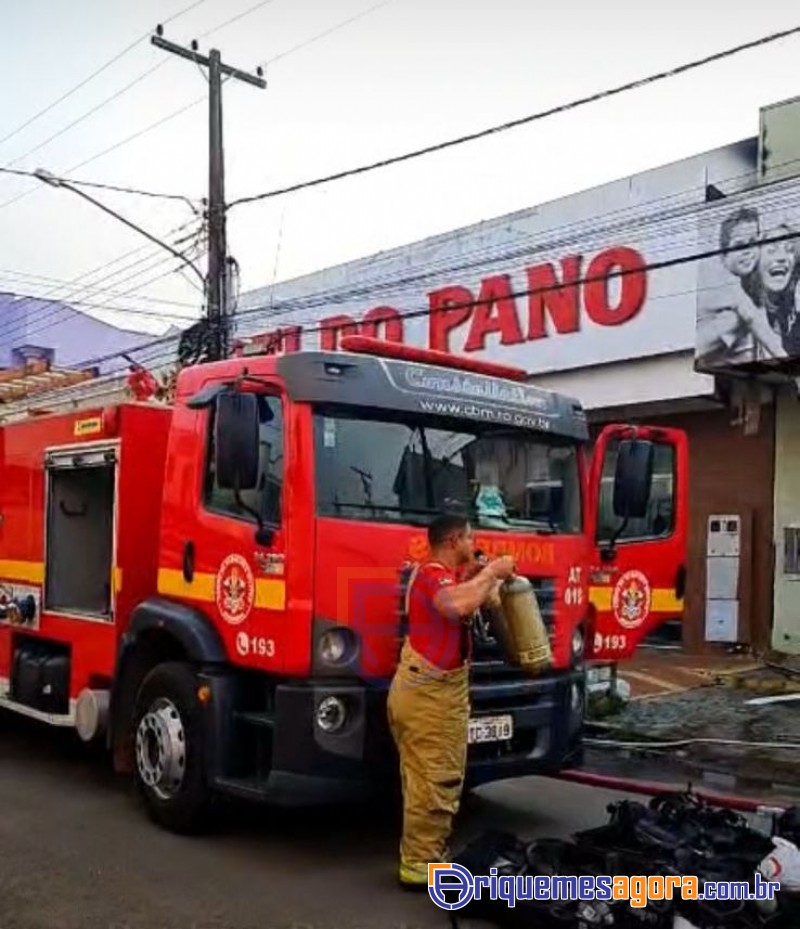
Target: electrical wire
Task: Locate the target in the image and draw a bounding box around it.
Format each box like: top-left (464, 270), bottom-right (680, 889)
top-left (0, 268), bottom-right (198, 308)
top-left (585, 737), bottom-right (800, 751)
top-left (0, 222), bottom-right (203, 344)
top-left (15, 141), bottom-right (800, 375)
top-left (0, 0), bottom-right (279, 212)
top-left (0, 166), bottom-right (198, 205)
top-left (13, 154), bottom-right (798, 368)
top-left (0, 0), bottom-right (212, 151)
top-left (15, 243), bottom-right (207, 345)
top-left (4, 62), bottom-right (171, 170)
top-left (258, 0), bottom-right (393, 68)
top-left (2, 0), bottom-right (402, 200)
top-left (60, 220), bottom-right (800, 390)
top-left (229, 23), bottom-right (800, 209)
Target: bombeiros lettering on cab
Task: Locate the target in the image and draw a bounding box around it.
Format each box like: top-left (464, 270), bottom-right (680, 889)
top-left (234, 244), bottom-right (647, 356)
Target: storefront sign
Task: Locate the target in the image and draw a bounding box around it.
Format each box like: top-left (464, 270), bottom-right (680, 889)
top-left (237, 142), bottom-right (750, 376)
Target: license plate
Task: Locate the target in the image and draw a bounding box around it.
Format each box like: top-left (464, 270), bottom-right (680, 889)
top-left (468, 714), bottom-right (513, 745)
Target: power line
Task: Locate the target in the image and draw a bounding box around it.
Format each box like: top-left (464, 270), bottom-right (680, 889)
top-left (0, 0), bottom-right (399, 211)
top-left (0, 0), bottom-right (279, 214)
top-left (16, 141), bottom-right (800, 364)
top-left (229, 23), bottom-right (800, 209)
top-left (0, 166), bottom-right (198, 204)
top-left (66, 222), bottom-right (800, 383)
top-left (258, 0), bottom-right (393, 68)
top-left (4, 62), bottom-right (170, 170)
top-left (0, 222), bottom-right (203, 344)
top-left (0, 0), bottom-right (212, 152)
top-left (14, 240), bottom-right (207, 344)
top-left (0, 267), bottom-right (199, 308)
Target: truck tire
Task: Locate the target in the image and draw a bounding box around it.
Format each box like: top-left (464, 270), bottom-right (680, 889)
top-left (132, 661), bottom-right (211, 834)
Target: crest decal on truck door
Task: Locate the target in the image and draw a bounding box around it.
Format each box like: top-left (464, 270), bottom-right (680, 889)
top-left (215, 554), bottom-right (255, 625)
top-left (612, 570), bottom-right (651, 629)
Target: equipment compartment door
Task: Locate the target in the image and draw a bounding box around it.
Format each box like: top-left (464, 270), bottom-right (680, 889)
top-left (44, 444), bottom-right (118, 621)
top-left (587, 425), bottom-right (688, 661)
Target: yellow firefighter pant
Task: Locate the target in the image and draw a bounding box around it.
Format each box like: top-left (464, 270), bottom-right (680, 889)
top-left (387, 639), bottom-right (469, 879)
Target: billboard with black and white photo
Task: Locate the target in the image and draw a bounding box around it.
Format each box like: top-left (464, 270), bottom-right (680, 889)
top-left (695, 177), bottom-right (800, 370)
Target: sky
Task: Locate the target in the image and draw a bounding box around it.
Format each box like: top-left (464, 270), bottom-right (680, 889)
top-left (3, 0), bottom-right (800, 342)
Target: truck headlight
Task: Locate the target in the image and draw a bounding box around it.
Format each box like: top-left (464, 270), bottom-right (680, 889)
top-left (318, 627), bottom-right (355, 666)
top-left (571, 626), bottom-right (584, 660)
top-left (571, 682), bottom-right (584, 713)
top-left (316, 696), bottom-right (347, 733)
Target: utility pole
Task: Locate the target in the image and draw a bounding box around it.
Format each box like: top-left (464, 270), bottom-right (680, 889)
top-left (152, 28), bottom-right (266, 361)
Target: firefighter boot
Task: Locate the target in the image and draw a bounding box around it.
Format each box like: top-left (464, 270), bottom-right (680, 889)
top-left (387, 640), bottom-right (469, 888)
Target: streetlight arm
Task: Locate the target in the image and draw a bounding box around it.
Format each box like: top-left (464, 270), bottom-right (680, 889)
top-left (35, 171), bottom-right (206, 289)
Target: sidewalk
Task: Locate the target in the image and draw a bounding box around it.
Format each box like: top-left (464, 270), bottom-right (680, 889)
top-left (587, 647), bottom-right (800, 793)
top-left (617, 648), bottom-right (764, 700)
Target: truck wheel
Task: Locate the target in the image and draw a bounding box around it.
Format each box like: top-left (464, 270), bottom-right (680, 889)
top-left (132, 662), bottom-right (210, 834)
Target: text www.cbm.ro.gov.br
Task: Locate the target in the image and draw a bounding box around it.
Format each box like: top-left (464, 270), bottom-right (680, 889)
top-left (427, 864), bottom-right (781, 911)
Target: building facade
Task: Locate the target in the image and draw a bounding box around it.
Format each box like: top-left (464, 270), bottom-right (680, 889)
top-left (235, 113), bottom-right (800, 656)
top-left (0, 293), bottom-right (156, 376)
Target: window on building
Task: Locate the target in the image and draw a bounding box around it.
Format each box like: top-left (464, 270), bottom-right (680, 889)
top-left (784, 527), bottom-right (800, 577)
top-left (204, 394), bottom-right (284, 526)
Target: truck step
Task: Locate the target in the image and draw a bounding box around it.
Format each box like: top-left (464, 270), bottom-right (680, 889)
top-left (233, 710), bottom-right (275, 729)
top-left (214, 776), bottom-right (271, 802)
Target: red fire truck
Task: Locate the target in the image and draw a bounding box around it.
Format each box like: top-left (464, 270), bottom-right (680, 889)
top-left (0, 337), bottom-right (687, 832)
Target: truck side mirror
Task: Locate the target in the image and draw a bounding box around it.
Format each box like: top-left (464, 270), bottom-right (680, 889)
top-left (214, 392), bottom-right (260, 491)
top-left (612, 439), bottom-right (654, 520)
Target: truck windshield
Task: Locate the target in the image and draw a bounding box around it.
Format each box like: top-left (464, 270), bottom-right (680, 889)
top-left (313, 408), bottom-right (581, 533)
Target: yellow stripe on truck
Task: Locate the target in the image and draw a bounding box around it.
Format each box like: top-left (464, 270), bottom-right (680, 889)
top-left (588, 587), bottom-right (684, 613)
top-left (0, 560), bottom-right (44, 584)
top-left (157, 568), bottom-right (287, 612)
top-left (157, 568), bottom-right (216, 603)
top-left (255, 579), bottom-right (286, 611)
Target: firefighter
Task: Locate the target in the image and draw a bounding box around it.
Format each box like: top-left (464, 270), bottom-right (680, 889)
top-left (387, 513), bottom-right (515, 888)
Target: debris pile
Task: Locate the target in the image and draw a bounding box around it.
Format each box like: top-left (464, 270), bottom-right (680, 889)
top-left (452, 790), bottom-right (800, 927)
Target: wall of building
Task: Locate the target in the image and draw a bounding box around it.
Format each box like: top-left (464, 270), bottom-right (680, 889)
top-left (0, 293), bottom-right (157, 375)
top-left (773, 389), bottom-right (800, 654)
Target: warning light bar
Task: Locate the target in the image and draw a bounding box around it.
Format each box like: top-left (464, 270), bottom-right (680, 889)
top-left (338, 336), bottom-right (529, 382)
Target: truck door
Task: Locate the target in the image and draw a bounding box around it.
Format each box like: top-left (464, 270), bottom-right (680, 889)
top-left (191, 389), bottom-right (290, 671)
top-left (587, 424), bottom-right (688, 661)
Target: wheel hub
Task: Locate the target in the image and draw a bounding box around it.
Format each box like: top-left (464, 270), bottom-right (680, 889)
top-left (135, 697), bottom-right (186, 800)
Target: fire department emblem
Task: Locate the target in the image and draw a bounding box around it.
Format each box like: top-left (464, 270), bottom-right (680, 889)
top-left (215, 554), bottom-right (255, 626)
top-left (612, 570), bottom-right (651, 630)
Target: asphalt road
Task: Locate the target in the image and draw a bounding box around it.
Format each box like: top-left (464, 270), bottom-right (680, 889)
top-left (0, 713), bottom-right (633, 929)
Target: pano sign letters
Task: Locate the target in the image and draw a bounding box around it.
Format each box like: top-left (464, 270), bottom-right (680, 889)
top-left (237, 244), bottom-right (648, 360)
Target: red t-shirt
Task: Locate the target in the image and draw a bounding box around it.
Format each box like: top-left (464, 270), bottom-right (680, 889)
top-left (407, 562), bottom-right (471, 671)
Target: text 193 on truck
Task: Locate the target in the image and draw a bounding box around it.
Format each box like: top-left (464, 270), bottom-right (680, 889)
top-left (0, 336), bottom-right (687, 831)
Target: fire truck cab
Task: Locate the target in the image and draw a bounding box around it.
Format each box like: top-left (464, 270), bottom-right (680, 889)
top-left (0, 337), bottom-right (687, 831)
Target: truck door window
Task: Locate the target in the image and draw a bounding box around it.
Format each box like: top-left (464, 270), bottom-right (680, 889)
top-left (205, 393), bottom-right (284, 526)
top-left (597, 439), bottom-right (675, 543)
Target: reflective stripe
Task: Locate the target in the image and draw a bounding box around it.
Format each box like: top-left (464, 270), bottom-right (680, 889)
top-left (0, 560), bottom-right (44, 584)
top-left (157, 568), bottom-right (215, 602)
top-left (157, 567), bottom-right (287, 612)
top-left (589, 586), bottom-right (684, 613)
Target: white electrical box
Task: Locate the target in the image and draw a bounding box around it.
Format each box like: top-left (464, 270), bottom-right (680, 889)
top-left (707, 515), bottom-right (741, 557)
top-left (705, 514), bottom-right (741, 643)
